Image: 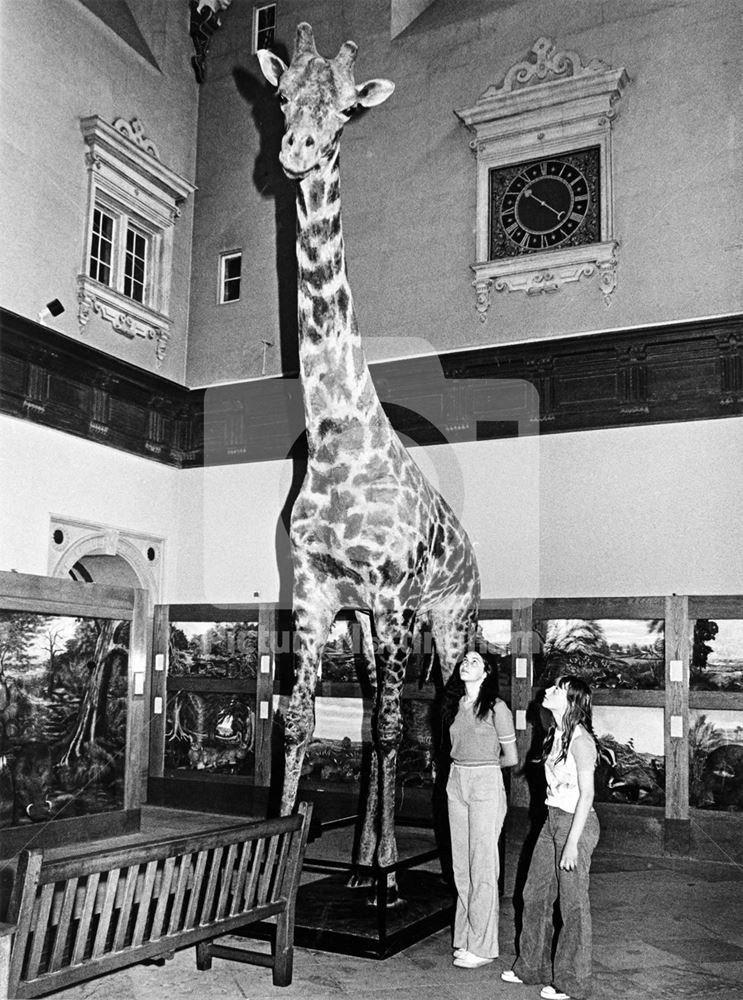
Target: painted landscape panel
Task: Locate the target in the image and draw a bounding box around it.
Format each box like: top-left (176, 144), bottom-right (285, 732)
top-left (592, 705), bottom-right (665, 807)
top-left (690, 710), bottom-right (743, 811)
top-left (534, 619), bottom-right (664, 689)
top-left (0, 611), bottom-right (126, 828)
top-left (164, 621), bottom-right (257, 775)
top-left (690, 619), bottom-right (743, 692)
top-left (168, 620), bottom-right (258, 678)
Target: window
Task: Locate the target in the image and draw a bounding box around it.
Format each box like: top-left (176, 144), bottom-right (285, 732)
top-left (252, 3), bottom-right (276, 52)
top-left (78, 116), bottom-right (195, 365)
top-left (87, 204), bottom-right (151, 306)
top-left (219, 251), bottom-right (242, 303)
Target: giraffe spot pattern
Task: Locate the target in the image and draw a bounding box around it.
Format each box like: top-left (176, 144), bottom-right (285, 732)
top-left (308, 551), bottom-right (364, 585)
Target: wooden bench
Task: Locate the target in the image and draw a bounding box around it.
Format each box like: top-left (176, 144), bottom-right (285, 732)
top-left (1, 803), bottom-right (312, 999)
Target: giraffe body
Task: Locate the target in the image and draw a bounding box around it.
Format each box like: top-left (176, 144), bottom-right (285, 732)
top-left (258, 24), bottom-right (480, 892)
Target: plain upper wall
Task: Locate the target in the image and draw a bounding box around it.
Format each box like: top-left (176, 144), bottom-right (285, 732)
top-left (2, 408), bottom-right (740, 601)
top-left (0, 413), bottom-right (178, 585)
top-left (0, 0), bottom-right (199, 383)
top-left (171, 415), bottom-right (743, 605)
top-left (186, 0), bottom-right (743, 385)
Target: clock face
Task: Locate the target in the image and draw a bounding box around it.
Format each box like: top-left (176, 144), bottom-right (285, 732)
top-left (489, 148), bottom-right (600, 259)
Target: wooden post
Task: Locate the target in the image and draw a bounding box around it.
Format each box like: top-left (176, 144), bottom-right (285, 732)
top-left (124, 587), bottom-right (148, 815)
top-left (255, 604), bottom-right (277, 787)
top-left (510, 599), bottom-right (534, 809)
top-left (664, 594), bottom-right (690, 854)
top-left (149, 604), bottom-right (170, 779)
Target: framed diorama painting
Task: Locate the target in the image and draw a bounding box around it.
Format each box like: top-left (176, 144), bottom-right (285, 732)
top-left (0, 570), bottom-right (146, 857)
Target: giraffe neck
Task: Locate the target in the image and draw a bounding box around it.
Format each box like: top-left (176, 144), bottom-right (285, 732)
top-left (295, 150), bottom-right (384, 452)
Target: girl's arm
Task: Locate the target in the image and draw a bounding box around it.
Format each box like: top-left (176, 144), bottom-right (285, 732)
top-left (494, 700), bottom-right (519, 767)
top-left (559, 732), bottom-right (596, 870)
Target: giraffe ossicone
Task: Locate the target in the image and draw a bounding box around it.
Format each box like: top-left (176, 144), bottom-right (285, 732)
top-left (257, 22), bottom-right (480, 902)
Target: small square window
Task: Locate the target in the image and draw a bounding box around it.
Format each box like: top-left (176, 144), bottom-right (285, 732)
top-left (253, 3), bottom-right (276, 53)
top-left (220, 251), bottom-right (242, 303)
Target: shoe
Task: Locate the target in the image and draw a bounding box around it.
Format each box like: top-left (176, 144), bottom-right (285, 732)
top-left (540, 987), bottom-right (570, 1000)
top-left (452, 950), bottom-right (494, 968)
top-left (453, 947), bottom-right (467, 959)
top-left (501, 969), bottom-right (524, 984)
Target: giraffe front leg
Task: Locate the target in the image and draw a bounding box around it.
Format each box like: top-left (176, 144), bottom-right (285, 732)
top-left (280, 602), bottom-right (334, 815)
top-left (348, 611), bottom-right (379, 890)
top-left (369, 617), bottom-right (411, 907)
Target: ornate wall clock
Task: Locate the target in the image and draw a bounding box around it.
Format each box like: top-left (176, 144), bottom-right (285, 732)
top-left (490, 147), bottom-right (600, 259)
top-left (456, 38), bottom-right (629, 319)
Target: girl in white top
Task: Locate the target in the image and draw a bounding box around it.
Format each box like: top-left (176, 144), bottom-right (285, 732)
top-left (502, 675), bottom-right (601, 1000)
top-left (442, 651), bottom-right (518, 969)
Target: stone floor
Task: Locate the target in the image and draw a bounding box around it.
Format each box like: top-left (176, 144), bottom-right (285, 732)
top-left (38, 808), bottom-right (743, 1000)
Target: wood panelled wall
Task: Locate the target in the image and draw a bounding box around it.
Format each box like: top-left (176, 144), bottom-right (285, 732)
top-left (2, 307), bottom-right (742, 466)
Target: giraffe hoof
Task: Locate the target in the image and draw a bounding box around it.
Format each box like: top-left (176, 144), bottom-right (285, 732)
top-left (347, 873), bottom-right (374, 890)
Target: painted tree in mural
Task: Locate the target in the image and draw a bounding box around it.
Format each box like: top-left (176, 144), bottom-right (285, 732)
top-left (59, 619), bottom-right (128, 766)
top-left (257, 24), bottom-right (480, 898)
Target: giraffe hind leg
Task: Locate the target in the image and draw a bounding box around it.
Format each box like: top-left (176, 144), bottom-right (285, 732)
top-left (280, 601), bottom-right (335, 815)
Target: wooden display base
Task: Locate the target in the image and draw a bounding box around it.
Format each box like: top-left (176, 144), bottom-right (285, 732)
top-left (289, 867), bottom-right (454, 958)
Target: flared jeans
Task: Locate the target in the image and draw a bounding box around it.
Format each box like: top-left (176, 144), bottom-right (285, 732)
top-left (514, 805), bottom-right (600, 999)
top-left (447, 763), bottom-right (507, 958)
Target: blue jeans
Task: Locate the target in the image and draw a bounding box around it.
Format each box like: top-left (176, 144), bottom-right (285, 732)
top-left (514, 806), bottom-right (600, 999)
top-left (447, 763), bottom-right (507, 958)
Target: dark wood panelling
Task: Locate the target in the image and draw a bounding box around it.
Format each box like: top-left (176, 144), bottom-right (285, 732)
top-left (2, 306), bottom-right (742, 468)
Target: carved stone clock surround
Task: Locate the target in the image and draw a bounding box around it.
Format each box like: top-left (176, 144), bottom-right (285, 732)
top-left (456, 37), bottom-right (629, 319)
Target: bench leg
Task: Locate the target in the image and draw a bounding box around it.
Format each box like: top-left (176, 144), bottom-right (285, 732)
top-left (196, 941), bottom-right (213, 971)
top-left (272, 912), bottom-right (293, 986)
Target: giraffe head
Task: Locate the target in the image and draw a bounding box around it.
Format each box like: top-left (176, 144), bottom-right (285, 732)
top-left (257, 22), bottom-right (394, 180)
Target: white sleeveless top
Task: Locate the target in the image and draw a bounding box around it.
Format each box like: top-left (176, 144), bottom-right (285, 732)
top-left (544, 727), bottom-right (596, 814)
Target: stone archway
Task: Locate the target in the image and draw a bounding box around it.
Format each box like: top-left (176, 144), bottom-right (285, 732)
top-left (47, 515), bottom-right (164, 802)
top-left (47, 515), bottom-right (163, 601)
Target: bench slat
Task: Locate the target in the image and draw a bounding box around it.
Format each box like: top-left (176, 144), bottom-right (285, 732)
top-left (167, 854), bottom-right (192, 936)
top-left (198, 846), bottom-right (223, 927)
top-left (257, 833), bottom-right (280, 906)
top-left (48, 877), bottom-right (78, 974)
top-left (70, 871), bottom-right (100, 966)
top-left (130, 860), bottom-right (158, 948)
top-left (242, 837), bottom-right (264, 912)
top-left (91, 868), bottom-right (121, 960)
top-left (150, 856), bottom-right (175, 941)
top-left (113, 864), bottom-right (140, 952)
top-left (183, 849), bottom-right (208, 930)
top-left (215, 843), bottom-right (238, 921)
top-left (229, 840), bottom-right (252, 918)
top-left (26, 883), bottom-right (55, 981)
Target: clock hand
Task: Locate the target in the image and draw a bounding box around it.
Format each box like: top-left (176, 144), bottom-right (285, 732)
top-left (524, 187), bottom-right (565, 220)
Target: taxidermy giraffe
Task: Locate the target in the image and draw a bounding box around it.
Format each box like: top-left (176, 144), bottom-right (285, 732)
top-left (257, 23), bottom-right (480, 899)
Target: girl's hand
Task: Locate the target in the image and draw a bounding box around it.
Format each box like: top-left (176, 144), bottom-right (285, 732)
top-left (559, 843), bottom-right (579, 870)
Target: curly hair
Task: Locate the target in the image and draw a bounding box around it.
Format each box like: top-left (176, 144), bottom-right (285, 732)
top-left (542, 674), bottom-right (602, 764)
top-left (441, 652), bottom-right (501, 730)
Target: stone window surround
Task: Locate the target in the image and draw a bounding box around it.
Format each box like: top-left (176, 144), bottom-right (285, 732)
top-left (78, 116), bottom-right (195, 365)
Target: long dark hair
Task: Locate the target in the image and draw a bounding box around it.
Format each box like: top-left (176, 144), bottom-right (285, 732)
top-left (441, 653), bottom-right (500, 728)
top-left (542, 674), bottom-right (601, 764)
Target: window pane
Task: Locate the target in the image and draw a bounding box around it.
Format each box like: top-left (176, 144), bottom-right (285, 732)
top-left (124, 227), bottom-right (147, 303)
top-left (256, 3), bottom-right (276, 49)
top-left (221, 252), bottom-right (242, 302)
top-left (89, 207), bottom-right (113, 285)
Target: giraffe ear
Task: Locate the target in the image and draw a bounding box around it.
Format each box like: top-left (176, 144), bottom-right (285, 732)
top-left (355, 78), bottom-right (395, 108)
top-left (257, 49), bottom-right (288, 87)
